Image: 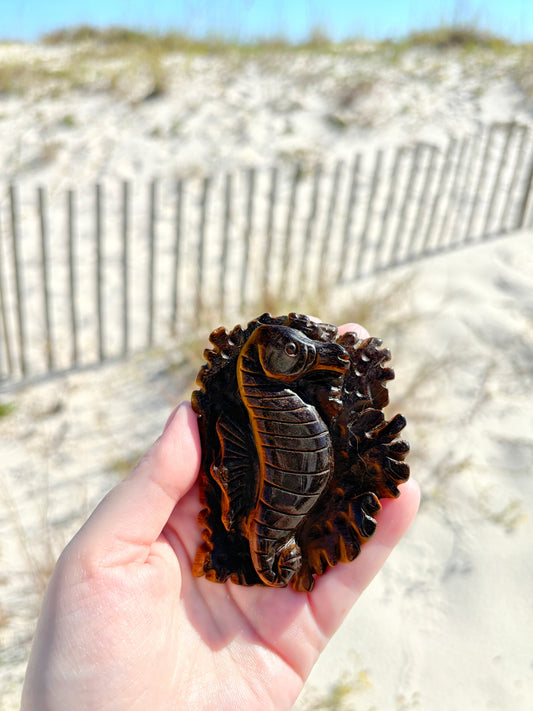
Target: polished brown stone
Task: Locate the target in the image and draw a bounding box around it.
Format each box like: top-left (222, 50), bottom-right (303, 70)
top-left (192, 313), bottom-right (409, 592)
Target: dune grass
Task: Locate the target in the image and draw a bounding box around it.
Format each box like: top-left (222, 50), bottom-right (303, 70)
top-left (396, 25), bottom-right (512, 51)
top-left (39, 22), bottom-right (517, 54)
top-left (0, 23), bottom-right (527, 100)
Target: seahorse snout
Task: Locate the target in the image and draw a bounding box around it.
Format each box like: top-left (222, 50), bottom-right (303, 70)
top-left (315, 341), bottom-right (350, 373)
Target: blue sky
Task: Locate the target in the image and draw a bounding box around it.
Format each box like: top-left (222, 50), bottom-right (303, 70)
top-left (2, 0), bottom-right (533, 43)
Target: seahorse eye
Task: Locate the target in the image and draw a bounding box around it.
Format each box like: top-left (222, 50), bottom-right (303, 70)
top-left (284, 342), bottom-right (298, 356)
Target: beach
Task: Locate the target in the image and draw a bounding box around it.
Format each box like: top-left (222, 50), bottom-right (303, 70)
top-left (1, 36), bottom-right (532, 709)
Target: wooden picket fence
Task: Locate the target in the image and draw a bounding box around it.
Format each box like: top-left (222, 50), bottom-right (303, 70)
top-left (0, 121), bottom-right (532, 387)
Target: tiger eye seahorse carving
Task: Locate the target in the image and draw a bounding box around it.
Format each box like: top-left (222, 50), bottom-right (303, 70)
top-left (239, 325), bottom-right (350, 586)
top-left (192, 313), bottom-right (410, 592)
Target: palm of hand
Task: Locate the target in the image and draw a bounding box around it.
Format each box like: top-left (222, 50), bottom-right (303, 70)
top-left (22, 329), bottom-right (419, 711)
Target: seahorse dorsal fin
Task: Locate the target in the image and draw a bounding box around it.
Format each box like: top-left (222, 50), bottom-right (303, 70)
top-left (211, 413), bottom-right (256, 531)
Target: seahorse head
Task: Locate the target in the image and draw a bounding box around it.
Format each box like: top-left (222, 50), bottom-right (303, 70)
top-left (248, 325), bottom-right (349, 382)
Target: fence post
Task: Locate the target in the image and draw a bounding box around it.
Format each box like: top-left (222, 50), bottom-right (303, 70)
top-left (373, 146), bottom-right (404, 271)
top-left (405, 144), bottom-right (438, 258)
top-left (515, 148), bottom-right (533, 229)
top-left (67, 189), bottom-right (78, 367)
top-left (220, 173), bottom-right (232, 318)
top-left (482, 123), bottom-right (514, 236)
top-left (448, 136), bottom-right (476, 246)
top-left (281, 164), bottom-right (301, 291)
top-left (147, 179), bottom-right (157, 348)
top-left (464, 124), bottom-right (497, 241)
top-left (196, 176), bottom-right (211, 317)
top-left (355, 150), bottom-right (382, 278)
top-left (240, 167), bottom-right (255, 310)
top-left (171, 178), bottom-right (183, 334)
top-left (0, 206), bottom-right (13, 377)
top-left (390, 144), bottom-right (423, 264)
top-left (499, 124), bottom-right (528, 232)
top-left (338, 154), bottom-right (361, 282)
top-left (419, 139), bottom-right (456, 253)
top-left (435, 136), bottom-right (469, 249)
top-left (38, 186), bottom-right (54, 371)
top-left (122, 181), bottom-right (130, 354)
top-left (264, 166), bottom-right (278, 302)
top-left (9, 184), bottom-right (26, 376)
top-left (318, 160), bottom-right (343, 289)
top-left (95, 183), bottom-right (104, 362)
top-left (450, 134), bottom-right (481, 246)
top-left (300, 162), bottom-right (322, 291)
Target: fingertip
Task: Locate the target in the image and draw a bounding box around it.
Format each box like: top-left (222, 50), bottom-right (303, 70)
top-left (162, 404), bottom-right (181, 434)
top-left (153, 401), bottom-right (202, 489)
top-left (402, 476), bottom-right (421, 512)
top-left (381, 477), bottom-right (420, 518)
top-left (162, 401), bottom-right (200, 444)
top-left (374, 478), bottom-right (420, 546)
top-left (338, 322), bottom-right (370, 339)
top-left (303, 316), bottom-right (369, 340)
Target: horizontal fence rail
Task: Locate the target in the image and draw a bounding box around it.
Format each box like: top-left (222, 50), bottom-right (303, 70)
top-left (0, 122), bottom-right (532, 386)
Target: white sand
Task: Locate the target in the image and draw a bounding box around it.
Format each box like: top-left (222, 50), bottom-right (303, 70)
top-left (1, 40), bottom-right (532, 710)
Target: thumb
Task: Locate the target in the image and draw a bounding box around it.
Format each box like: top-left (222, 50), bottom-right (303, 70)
top-left (75, 402), bottom-right (201, 563)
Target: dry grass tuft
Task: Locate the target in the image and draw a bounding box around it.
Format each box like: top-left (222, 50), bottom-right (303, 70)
top-left (0, 477), bottom-right (59, 602)
top-left (400, 26), bottom-right (511, 51)
top-left (299, 663), bottom-right (373, 710)
top-left (0, 402), bottom-right (15, 418)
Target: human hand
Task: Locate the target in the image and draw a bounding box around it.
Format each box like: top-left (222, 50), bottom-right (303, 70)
top-left (21, 323), bottom-right (420, 711)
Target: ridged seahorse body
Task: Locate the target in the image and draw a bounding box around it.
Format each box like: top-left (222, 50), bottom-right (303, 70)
top-left (237, 325), bottom-right (349, 586)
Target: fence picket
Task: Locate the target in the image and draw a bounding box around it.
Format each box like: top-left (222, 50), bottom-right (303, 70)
top-left (405, 145), bottom-right (438, 258)
top-left (95, 184), bottom-right (104, 362)
top-left (122, 182), bottom-right (130, 354)
top-left (516, 149), bottom-right (533, 229)
top-left (338, 154), bottom-right (361, 281)
top-left (299, 162), bottom-right (322, 291)
top-left (147, 180), bottom-right (157, 348)
top-left (220, 173), bottom-right (232, 317)
top-left (241, 168), bottom-right (256, 310)
top-left (66, 189), bottom-right (78, 367)
top-left (436, 136), bottom-right (469, 248)
top-left (281, 165), bottom-right (301, 290)
top-left (196, 176), bottom-right (211, 316)
top-left (373, 146), bottom-right (404, 270)
top-left (449, 136), bottom-right (476, 246)
top-left (9, 185), bottom-right (26, 376)
top-left (0, 205), bottom-right (13, 377)
top-left (318, 160), bottom-right (343, 287)
top-left (455, 133), bottom-right (482, 244)
top-left (420, 139), bottom-right (456, 252)
top-left (171, 179), bottom-right (184, 334)
top-left (355, 150), bottom-right (382, 278)
top-left (500, 125), bottom-right (528, 232)
top-left (464, 124), bottom-right (497, 240)
top-left (482, 123), bottom-right (514, 236)
top-left (38, 187), bottom-right (53, 371)
top-left (264, 167), bottom-right (278, 302)
top-left (390, 144), bottom-right (422, 264)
